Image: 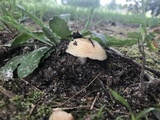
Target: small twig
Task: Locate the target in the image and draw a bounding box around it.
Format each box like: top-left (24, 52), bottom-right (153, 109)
top-left (52, 105), bottom-right (91, 111)
top-left (0, 85), bottom-right (16, 98)
top-left (106, 47), bottom-right (160, 77)
top-left (90, 92), bottom-right (100, 110)
top-left (138, 39), bottom-right (145, 93)
top-left (60, 72), bottom-right (101, 106)
top-left (20, 78), bottom-right (42, 92)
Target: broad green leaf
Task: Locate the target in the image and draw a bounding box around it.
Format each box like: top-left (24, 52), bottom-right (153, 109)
top-left (42, 27), bottom-right (59, 44)
top-left (49, 16), bottom-right (71, 39)
top-left (109, 89), bottom-right (131, 110)
top-left (17, 5), bottom-right (44, 28)
top-left (127, 32), bottom-right (142, 40)
top-left (17, 47), bottom-right (49, 78)
top-left (135, 108), bottom-right (155, 120)
top-left (0, 47), bottom-right (50, 79)
top-left (0, 55), bottom-right (25, 80)
top-left (12, 33), bottom-right (32, 46)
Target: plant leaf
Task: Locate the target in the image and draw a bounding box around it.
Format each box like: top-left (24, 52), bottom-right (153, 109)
top-left (17, 47), bottom-right (49, 78)
top-left (17, 5), bottom-right (44, 28)
top-left (0, 55), bottom-right (25, 80)
top-left (91, 31), bottom-right (107, 45)
top-left (49, 16), bottom-right (71, 39)
top-left (81, 8), bottom-right (94, 34)
top-left (42, 26), bottom-right (59, 44)
top-left (109, 88), bottom-right (131, 111)
top-left (12, 33), bottom-right (32, 46)
top-left (135, 108), bottom-right (155, 120)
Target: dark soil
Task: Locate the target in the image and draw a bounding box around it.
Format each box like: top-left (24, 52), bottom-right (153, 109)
top-left (0, 24), bottom-right (160, 120)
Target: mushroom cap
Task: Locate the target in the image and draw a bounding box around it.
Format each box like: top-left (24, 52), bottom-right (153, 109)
top-left (49, 110), bottom-right (74, 120)
top-left (66, 38), bottom-right (107, 61)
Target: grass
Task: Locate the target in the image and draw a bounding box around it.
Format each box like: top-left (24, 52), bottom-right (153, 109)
top-left (17, 1), bottom-right (153, 26)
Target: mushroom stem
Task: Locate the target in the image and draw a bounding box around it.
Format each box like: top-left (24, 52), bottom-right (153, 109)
top-left (78, 57), bottom-right (87, 65)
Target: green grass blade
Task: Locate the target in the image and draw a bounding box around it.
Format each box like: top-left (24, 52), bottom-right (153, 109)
top-left (109, 88), bottom-right (131, 111)
top-left (81, 7), bottom-right (94, 34)
top-left (17, 5), bottom-right (44, 28)
top-left (135, 108), bottom-right (155, 120)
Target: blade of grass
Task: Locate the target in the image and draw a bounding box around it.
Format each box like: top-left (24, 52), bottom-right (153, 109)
top-left (81, 7), bottom-right (94, 34)
top-left (17, 5), bottom-right (44, 28)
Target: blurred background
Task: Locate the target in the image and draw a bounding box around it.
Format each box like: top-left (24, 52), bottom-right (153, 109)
top-left (2, 0), bottom-right (159, 25)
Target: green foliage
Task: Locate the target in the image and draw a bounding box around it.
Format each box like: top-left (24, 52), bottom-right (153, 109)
top-left (109, 88), bottom-right (131, 111)
top-left (0, 47), bottom-right (49, 78)
top-left (109, 88), bottom-right (156, 120)
top-left (49, 16), bottom-right (71, 39)
top-left (0, 5), bottom-right (72, 79)
top-left (127, 25), bottom-right (158, 51)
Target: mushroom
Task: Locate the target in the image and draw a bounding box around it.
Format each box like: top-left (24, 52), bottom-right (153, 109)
top-left (49, 109), bottom-right (74, 120)
top-left (66, 38), bottom-right (107, 64)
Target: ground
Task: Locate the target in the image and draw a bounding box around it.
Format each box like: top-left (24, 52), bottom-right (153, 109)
top-left (0, 21), bottom-right (160, 120)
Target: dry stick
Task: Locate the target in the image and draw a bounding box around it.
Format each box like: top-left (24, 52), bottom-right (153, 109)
top-left (90, 92), bottom-right (100, 110)
top-left (60, 72), bottom-right (101, 106)
top-left (0, 85), bottom-right (16, 98)
top-left (138, 39), bottom-right (145, 93)
top-left (106, 47), bottom-right (160, 77)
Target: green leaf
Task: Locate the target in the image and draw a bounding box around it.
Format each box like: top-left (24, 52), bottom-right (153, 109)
top-left (91, 31), bottom-right (107, 45)
top-left (131, 113), bottom-right (136, 120)
top-left (42, 26), bottom-right (59, 44)
top-left (81, 8), bottom-right (94, 34)
top-left (0, 16), bottom-right (24, 32)
top-left (49, 16), bottom-right (71, 39)
top-left (109, 89), bottom-right (131, 110)
top-left (0, 47), bottom-right (50, 79)
top-left (0, 55), bottom-right (25, 80)
top-left (96, 105), bottom-right (105, 119)
top-left (135, 108), bottom-right (155, 120)
top-left (17, 5), bottom-right (44, 28)
top-left (127, 32), bottom-right (142, 40)
top-left (17, 47), bottom-right (49, 78)
top-left (12, 33), bottom-right (32, 46)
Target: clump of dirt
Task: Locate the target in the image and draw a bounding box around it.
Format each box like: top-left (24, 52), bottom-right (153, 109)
top-left (1, 40), bottom-right (160, 119)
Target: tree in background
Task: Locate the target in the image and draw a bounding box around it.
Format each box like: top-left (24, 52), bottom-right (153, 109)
top-left (145, 0), bottom-right (160, 16)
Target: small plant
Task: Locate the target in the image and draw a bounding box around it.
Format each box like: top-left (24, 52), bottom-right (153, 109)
top-left (109, 88), bottom-right (157, 120)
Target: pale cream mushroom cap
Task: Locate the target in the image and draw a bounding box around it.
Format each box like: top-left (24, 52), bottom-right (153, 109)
top-left (49, 110), bottom-right (74, 120)
top-left (66, 38), bottom-right (107, 61)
